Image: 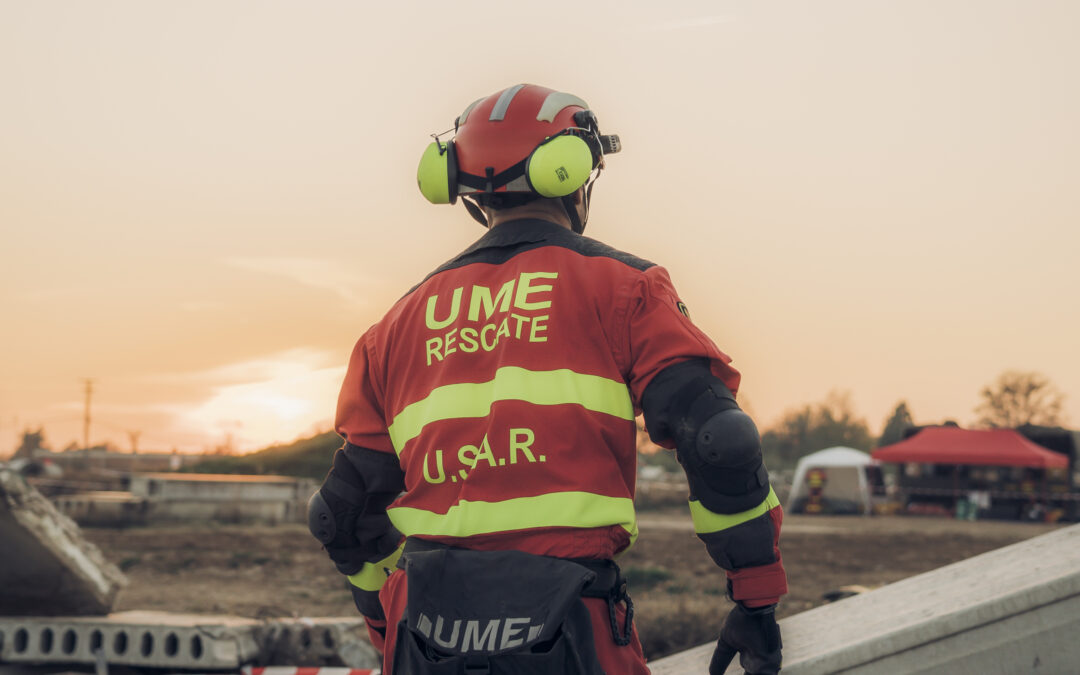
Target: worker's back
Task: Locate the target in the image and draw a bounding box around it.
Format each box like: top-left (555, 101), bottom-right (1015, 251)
top-left (346, 218), bottom-right (735, 561)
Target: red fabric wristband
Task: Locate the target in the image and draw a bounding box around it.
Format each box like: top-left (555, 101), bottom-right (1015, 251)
top-left (727, 560), bottom-right (788, 607)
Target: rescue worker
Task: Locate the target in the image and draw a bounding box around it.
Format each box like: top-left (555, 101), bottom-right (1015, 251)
top-left (309, 84), bottom-right (786, 674)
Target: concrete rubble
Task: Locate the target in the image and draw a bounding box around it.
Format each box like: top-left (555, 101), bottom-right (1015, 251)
top-left (255, 616), bottom-right (381, 669)
top-left (0, 469), bottom-right (127, 616)
top-left (649, 522), bottom-right (1080, 674)
top-left (0, 470), bottom-right (380, 670)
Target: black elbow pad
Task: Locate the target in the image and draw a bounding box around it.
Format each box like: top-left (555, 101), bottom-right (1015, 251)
top-left (698, 408), bottom-right (762, 468)
top-left (642, 360), bottom-right (770, 514)
top-left (684, 408), bottom-right (770, 514)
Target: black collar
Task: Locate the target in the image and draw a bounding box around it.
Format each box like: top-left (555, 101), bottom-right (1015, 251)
top-left (407, 218), bottom-right (652, 298)
top-left (458, 219), bottom-right (573, 257)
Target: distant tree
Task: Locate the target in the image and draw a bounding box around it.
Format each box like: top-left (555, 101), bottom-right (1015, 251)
top-left (975, 371), bottom-right (1065, 428)
top-left (878, 401), bottom-right (914, 447)
top-left (188, 431), bottom-right (342, 480)
top-left (14, 427), bottom-right (50, 459)
top-left (211, 433), bottom-right (239, 456)
top-left (761, 391), bottom-right (873, 468)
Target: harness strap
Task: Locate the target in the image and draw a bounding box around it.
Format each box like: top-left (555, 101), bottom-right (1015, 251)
top-left (400, 539), bottom-right (620, 592)
top-left (574, 558), bottom-right (633, 646)
top-left (607, 583), bottom-right (634, 647)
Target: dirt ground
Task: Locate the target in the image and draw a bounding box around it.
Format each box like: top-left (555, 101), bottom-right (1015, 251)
top-left (82, 514), bottom-right (1066, 661)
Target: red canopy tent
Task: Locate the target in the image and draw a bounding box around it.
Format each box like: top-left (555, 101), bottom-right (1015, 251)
top-left (872, 427), bottom-right (1067, 468)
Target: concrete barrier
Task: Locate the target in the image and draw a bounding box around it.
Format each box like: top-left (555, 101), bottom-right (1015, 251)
top-left (649, 523), bottom-right (1080, 674)
top-left (0, 469), bottom-right (126, 616)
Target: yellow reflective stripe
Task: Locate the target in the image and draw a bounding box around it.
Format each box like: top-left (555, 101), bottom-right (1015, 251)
top-left (387, 491), bottom-right (637, 543)
top-left (346, 542), bottom-right (404, 592)
top-left (387, 367), bottom-right (634, 454)
top-left (688, 487), bottom-right (780, 535)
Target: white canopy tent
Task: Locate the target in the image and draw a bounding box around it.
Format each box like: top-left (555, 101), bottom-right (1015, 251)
top-left (787, 446), bottom-right (875, 515)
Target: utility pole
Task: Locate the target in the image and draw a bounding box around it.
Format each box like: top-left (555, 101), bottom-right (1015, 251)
top-left (128, 430), bottom-right (141, 474)
top-left (82, 379), bottom-right (94, 454)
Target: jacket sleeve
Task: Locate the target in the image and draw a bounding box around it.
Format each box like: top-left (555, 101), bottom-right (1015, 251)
top-left (623, 266), bottom-right (787, 607)
top-left (327, 329), bottom-right (405, 645)
top-left (337, 328), bottom-right (397, 455)
top-left (621, 266), bottom-right (741, 407)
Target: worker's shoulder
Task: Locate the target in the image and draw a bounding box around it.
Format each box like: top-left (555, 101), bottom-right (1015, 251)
top-left (562, 231), bottom-right (656, 272)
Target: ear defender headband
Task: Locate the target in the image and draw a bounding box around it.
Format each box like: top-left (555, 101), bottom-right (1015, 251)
top-left (417, 131), bottom-right (596, 204)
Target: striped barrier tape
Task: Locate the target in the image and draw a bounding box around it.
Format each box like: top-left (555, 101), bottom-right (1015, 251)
top-left (242, 668), bottom-right (380, 675)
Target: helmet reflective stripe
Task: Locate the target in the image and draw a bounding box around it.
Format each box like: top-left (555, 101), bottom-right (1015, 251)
top-left (456, 97), bottom-right (485, 127)
top-left (488, 84), bottom-right (527, 121)
top-left (536, 92), bottom-right (590, 122)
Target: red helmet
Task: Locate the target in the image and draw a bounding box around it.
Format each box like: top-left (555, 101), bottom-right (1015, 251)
top-left (417, 84), bottom-right (620, 231)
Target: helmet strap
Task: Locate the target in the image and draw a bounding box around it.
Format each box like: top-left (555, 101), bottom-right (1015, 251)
top-left (561, 195), bottom-right (582, 234)
top-left (462, 195), bottom-right (489, 228)
top-left (583, 176), bottom-right (596, 229)
top-left (462, 168), bottom-right (600, 233)
top-left (565, 170), bottom-right (599, 235)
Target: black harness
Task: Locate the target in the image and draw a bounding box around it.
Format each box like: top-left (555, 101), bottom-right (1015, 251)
top-left (393, 538), bottom-right (635, 673)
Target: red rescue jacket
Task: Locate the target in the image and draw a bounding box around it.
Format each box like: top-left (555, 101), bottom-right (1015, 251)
top-left (336, 219), bottom-right (785, 603)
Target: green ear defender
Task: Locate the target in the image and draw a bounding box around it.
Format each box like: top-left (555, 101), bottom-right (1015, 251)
top-left (525, 134), bottom-right (595, 198)
top-left (417, 140), bottom-right (458, 204)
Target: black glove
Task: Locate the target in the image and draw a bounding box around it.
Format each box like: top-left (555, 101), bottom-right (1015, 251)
top-left (311, 487), bottom-right (399, 576)
top-left (709, 603), bottom-right (782, 675)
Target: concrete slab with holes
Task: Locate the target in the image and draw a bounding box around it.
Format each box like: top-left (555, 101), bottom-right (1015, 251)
top-left (0, 612), bottom-right (379, 670)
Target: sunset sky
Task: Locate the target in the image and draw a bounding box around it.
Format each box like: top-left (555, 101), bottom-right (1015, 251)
top-left (2, 1), bottom-right (1078, 455)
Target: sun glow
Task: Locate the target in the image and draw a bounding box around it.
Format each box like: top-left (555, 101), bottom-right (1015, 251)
top-left (3, 1), bottom-right (1079, 456)
top-left (175, 351), bottom-right (345, 453)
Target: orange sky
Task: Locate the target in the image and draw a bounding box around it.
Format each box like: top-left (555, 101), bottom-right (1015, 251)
top-left (2, 1), bottom-right (1078, 455)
